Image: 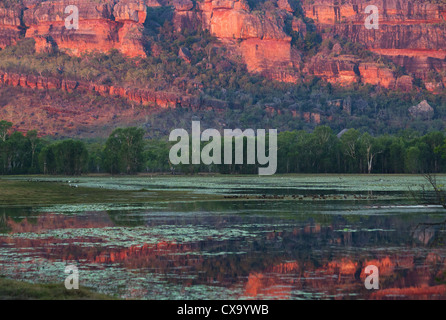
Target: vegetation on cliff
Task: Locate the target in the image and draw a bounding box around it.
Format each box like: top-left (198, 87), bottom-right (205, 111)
top-left (1, 35), bottom-right (446, 138)
top-left (3, 119), bottom-right (446, 175)
top-left (0, 1), bottom-right (445, 140)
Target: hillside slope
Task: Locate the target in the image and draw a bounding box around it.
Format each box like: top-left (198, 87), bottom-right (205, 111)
top-left (0, 0), bottom-right (445, 137)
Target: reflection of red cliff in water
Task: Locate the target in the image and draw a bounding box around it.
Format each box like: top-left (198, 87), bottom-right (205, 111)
top-left (370, 285), bottom-right (446, 300)
top-left (0, 236), bottom-right (202, 275)
top-left (241, 253), bottom-right (446, 300)
top-left (292, 224), bottom-right (324, 236)
top-left (359, 256), bottom-right (395, 278)
top-left (244, 272), bottom-right (292, 299)
top-left (271, 261), bottom-right (300, 274)
top-left (244, 261), bottom-right (300, 298)
top-left (94, 241), bottom-right (203, 271)
top-left (326, 259), bottom-right (358, 275)
top-left (4, 214), bottom-right (205, 272)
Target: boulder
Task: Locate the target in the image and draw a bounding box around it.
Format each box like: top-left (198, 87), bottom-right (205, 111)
top-left (408, 100), bottom-right (434, 119)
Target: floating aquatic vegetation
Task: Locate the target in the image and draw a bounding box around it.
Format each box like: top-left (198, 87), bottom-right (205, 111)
top-left (1, 175), bottom-right (446, 300)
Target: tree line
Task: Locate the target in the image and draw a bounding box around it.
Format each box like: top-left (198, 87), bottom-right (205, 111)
top-left (2, 120), bottom-right (446, 175)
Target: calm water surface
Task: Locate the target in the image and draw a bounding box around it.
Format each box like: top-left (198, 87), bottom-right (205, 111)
top-left (0, 176), bottom-right (445, 299)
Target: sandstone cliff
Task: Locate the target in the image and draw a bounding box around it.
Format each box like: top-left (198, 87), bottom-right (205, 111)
top-left (0, 6), bottom-right (24, 48)
top-left (24, 0), bottom-right (148, 57)
top-left (0, 0), bottom-right (445, 137)
top-left (301, 0), bottom-right (446, 89)
top-left (196, 0), bottom-right (299, 82)
top-left (0, 0), bottom-right (444, 89)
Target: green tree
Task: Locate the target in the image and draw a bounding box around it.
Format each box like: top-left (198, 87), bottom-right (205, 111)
top-left (277, 131), bottom-right (299, 173)
top-left (104, 127), bottom-right (145, 174)
top-left (26, 130), bottom-right (39, 172)
top-left (309, 126), bottom-right (339, 173)
top-left (5, 131), bottom-right (28, 174)
top-left (421, 131), bottom-right (444, 172)
top-left (145, 139), bottom-right (171, 173)
top-left (38, 140), bottom-right (88, 175)
top-left (38, 145), bottom-right (56, 175)
top-left (0, 120), bottom-right (12, 142)
top-left (405, 146), bottom-right (421, 173)
top-left (340, 129), bottom-right (361, 172)
top-left (389, 138), bottom-right (405, 173)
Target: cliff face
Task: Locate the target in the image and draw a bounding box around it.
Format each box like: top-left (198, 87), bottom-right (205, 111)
top-left (0, 0), bottom-right (300, 82)
top-left (196, 0), bottom-right (299, 82)
top-left (0, 0), bottom-right (444, 88)
top-left (23, 0), bottom-right (148, 57)
top-left (0, 6), bottom-right (24, 48)
top-left (0, 70), bottom-right (231, 137)
top-left (0, 0), bottom-right (149, 57)
top-left (0, 70), bottom-right (202, 109)
top-left (301, 0), bottom-right (446, 89)
top-left (0, 0), bottom-right (445, 136)
top-left (171, 0), bottom-right (446, 88)
top-left (307, 55), bottom-right (359, 86)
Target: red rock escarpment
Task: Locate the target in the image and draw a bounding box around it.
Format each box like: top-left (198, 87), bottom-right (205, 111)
top-left (0, 70), bottom-right (184, 136)
top-left (23, 0), bottom-right (148, 57)
top-left (307, 55), bottom-right (360, 86)
top-left (196, 0), bottom-right (300, 82)
top-left (0, 0), bottom-right (151, 57)
top-left (0, 6), bottom-right (24, 48)
top-left (302, 0), bottom-right (446, 87)
top-left (0, 0), bottom-right (444, 93)
top-left (0, 69), bottom-right (233, 136)
top-left (306, 53), bottom-right (414, 90)
top-left (0, 70), bottom-right (196, 108)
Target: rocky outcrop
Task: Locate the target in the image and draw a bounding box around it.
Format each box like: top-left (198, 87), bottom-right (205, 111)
top-left (0, 69), bottom-right (230, 136)
top-left (0, 0), bottom-right (443, 94)
top-left (302, 0), bottom-right (446, 26)
top-left (0, 70), bottom-right (194, 108)
top-left (396, 75), bottom-right (413, 92)
top-left (278, 0), bottom-right (299, 13)
top-left (307, 55), bottom-right (359, 85)
top-left (425, 81), bottom-right (445, 93)
top-left (178, 46), bottom-right (192, 63)
top-left (0, 69), bottom-right (232, 114)
top-left (302, 0), bottom-right (446, 84)
top-left (22, 0), bottom-right (148, 57)
top-left (114, 1), bottom-right (148, 57)
top-left (0, 0), bottom-right (300, 82)
top-left (239, 38), bottom-right (298, 81)
top-left (408, 100), bottom-right (434, 119)
top-left (358, 62), bottom-right (396, 89)
top-left (0, 6), bottom-right (24, 48)
top-left (196, 0), bottom-right (299, 82)
top-left (205, 2), bottom-right (289, 40)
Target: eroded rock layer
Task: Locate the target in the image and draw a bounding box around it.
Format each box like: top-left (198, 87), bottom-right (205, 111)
top-left (23, 0), bottom-right (148, 57)
top-left (0, 0), bottom-right (445, 137)
top-left (0, 0), bottom-right (444, 88)
top-left (301, 0), bottom-right (446, 89)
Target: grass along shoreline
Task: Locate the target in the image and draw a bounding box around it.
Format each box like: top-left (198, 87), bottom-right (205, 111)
top-left (0, 276), bottom-right (117, 300)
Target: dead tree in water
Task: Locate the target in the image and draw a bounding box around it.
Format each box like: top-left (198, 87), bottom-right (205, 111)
top-left (409, 174), bottom-right (446, 246)
top-left (423, 173), bottom-right (446, 208)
